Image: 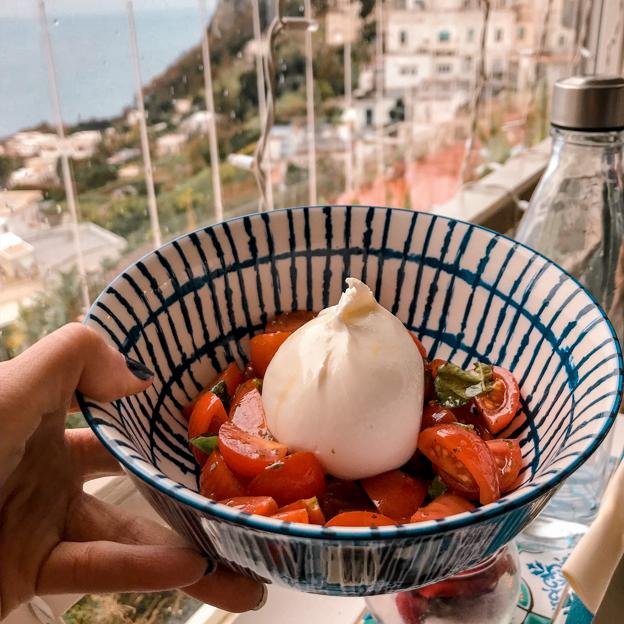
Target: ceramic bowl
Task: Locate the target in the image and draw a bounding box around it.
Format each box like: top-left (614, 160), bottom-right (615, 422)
top-left (78, 206), bottom-right (622, 596)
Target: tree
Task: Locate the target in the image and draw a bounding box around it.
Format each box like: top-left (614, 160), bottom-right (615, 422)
top-left (0, 155), bottom-right (21, 187)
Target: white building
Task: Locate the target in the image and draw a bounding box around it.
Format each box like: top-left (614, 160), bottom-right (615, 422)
top-left (0, 232), bottom-right (36, 279)
top-left (180, 111), bottom-right (214, 135)
top-left (156, 133), bottom-right (187, 157)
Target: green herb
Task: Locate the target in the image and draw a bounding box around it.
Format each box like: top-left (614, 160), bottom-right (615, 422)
top-left (190, 435), bottom-right (219, 454)
top-left (251, 378), bottom-right (263, 393)
top-left (434, 362), bottom-right (494, 408)
top-left (210, 379), bottom-right (229, 409)
top-left (428, 476), bottom-right (448, 499)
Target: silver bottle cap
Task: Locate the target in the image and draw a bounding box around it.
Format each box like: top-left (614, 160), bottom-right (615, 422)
top-left (550, 75), bottom-right (624, 131)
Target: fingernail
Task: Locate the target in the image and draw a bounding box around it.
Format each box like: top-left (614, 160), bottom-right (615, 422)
top-left (125, 356), bottom-right (154, 380)
top-left (204, 558), bottom-right (217, 575)
top-left (253, 585), bottom-right (268, 611)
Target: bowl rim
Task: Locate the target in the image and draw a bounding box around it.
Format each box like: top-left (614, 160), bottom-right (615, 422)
top-left (78, 204), bottom-right (624, 540)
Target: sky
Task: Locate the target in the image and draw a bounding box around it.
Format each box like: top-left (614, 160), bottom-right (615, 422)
top-left (0, 0), bottom-right (203, 18)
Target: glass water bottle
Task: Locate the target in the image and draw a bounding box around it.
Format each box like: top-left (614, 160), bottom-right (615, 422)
top-left (516, 75), bottom-right (624, 542)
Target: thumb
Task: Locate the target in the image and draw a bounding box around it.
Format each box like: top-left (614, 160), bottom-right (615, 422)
top-left (0, 323), bottom-right (152, 446)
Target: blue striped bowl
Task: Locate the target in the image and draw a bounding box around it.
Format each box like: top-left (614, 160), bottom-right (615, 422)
top-left (79, 206), bottom-right (622, 596)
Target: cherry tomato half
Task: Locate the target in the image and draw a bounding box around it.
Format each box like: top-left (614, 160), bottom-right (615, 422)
top-left (474, 366), bottom-right (520, 434)
top-left (418, 424), bottom-right (500, 505)
top-left (410, 493), bottom-right (475, 522)
top-left (188, 391), bottom-right (228, 465)
top-left (200, 449), bottom-right (246, 500)
top-left (325, 511), bottom-right (397, 527)
top-left (409, 333), bottom-right (428, 360)
top-left (318, 480), bottom-right (374, 519)
top-left (422, 401), bottom-right (457, 429)
top-left (248, 451), bottom-right (326, 506)
top-left (266, 310), bottom-right (316, 333)
top-left (278, 497), bottom-right (326, 525)
top-left (230, 381), bottom-right (268, 437)
top-left (249, 331), bottom-right (291, 377)
top-left (486, 438), bottom-right (522, 492)
top-left (271, 508), bottom-right (309, 523)
top-left (218, 496), bottom-right (278, 516)
top-left (183, 362), bottom-right (243, 419)
top-left (362, 470), bottom-right (427, 521)
top-left (452, 401), bottom-right (493, 440)
top-left (218, 421), bottom-right (288, 478)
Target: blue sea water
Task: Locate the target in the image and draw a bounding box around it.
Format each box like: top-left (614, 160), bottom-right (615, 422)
top-left (0, 5), bottom-right (216, 138)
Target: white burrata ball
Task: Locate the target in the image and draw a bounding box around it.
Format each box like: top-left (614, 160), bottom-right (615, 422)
top-left (261, 277), bottom-right (424, 480)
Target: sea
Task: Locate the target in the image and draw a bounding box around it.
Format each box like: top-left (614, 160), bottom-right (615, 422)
top-left (0, 4), bottom-right (217, 139)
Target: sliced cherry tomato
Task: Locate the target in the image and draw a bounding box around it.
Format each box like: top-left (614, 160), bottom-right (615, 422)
top-left (188, 392), bottom-right (228, 464)
top-left (437, 467), bottom-right (479, 500)
top-left (266, 310), bottom-right (316, 333)
top-left (418, 424), bottom-right (500, 505)
top-left (243, 362), bottom-right (258, 380)
top-left (325, 511), bottom-right (398, 527)
top-left (249, 331), bottom-right (291, 377)
top-left (278, 497), bottom-right (326, 525)
top-left (183, 362), bottom-right (244, 420)
top-left (429, 359), bottom-right (447, 379)
top-left (409, 332), bottom-right (428, 360)
top-left (423, 364), bottom-right (435, 403)
top-left (422, 401), bottom-right (457, 429)
top-left (271, 508), bottom-right (309, 523)
top-left (217, 362), bottom-right (245, 396)
top-left (318, 480), bottom-right (374, 519)
top-left (230, 381), bottom-right (268, 437)
top-left (410, 493), bottom-right (475, 522)
top-left (486, 438), bottom-right (522, 492)
top-left (361, 470), bottom-right (427, 521)
top-left (474, 366), bottom-right (520, 434)
top-left (452, 401), bottom-right (493, 440)
top-left (199, 449), bottom-right (246, 500)
top-left (248, 451), bottom-right (326, 506)
top-left (218, 496), bottom-right (278, 516)
top-left (218, 421), bottom-right (287, 478)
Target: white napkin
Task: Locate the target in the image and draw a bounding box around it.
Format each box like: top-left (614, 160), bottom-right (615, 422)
top-left (562, 459), bottom-right (624, 614)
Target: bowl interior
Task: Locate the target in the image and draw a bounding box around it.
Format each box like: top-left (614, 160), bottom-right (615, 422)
top-left (80, 206), bottom-right (622, 536)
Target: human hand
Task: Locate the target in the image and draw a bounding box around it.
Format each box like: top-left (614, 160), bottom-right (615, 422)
top-left (0, 324), bottom-right (266, 618)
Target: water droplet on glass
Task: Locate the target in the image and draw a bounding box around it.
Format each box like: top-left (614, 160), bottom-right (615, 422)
top-left (53, 18), bottom-right (59, 26)
top-left (223, 89), bottom-right (229, 97)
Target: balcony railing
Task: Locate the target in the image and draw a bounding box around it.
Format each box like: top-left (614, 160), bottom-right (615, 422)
top-left (1, 0), bottom-right (622, 621)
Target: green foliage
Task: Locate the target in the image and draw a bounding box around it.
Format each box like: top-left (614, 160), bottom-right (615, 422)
top-left (59, 158), bottom-right (117, 193)
top-left (0, 154), bottom-right (22, 186)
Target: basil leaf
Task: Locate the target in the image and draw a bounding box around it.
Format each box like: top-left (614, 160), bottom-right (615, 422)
top-left (210, 379), bottom-right (229, 410)
top-left (428, 475), bottom-right (448, 499)
top-left (190, 435), bottom-right (219, 454)
top-left (434, 362), bottom-right (494, 408)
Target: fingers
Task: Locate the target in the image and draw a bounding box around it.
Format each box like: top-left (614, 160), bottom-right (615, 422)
top-left (37, 541), bottom-right (208, 596)
top-left (183, 565), bottom-right (268, 613)
top-left (66, 429), bottom-right (124, 481)
top-left (64, 494), bottom-right (191, 548)
top-left (64, 495), bottom-right (267, 612)
top-left (1, 323), bottom-right (153, 433)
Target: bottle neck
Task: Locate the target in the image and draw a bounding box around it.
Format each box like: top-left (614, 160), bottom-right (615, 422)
top-left (550, 126), bottom-right (624, 150)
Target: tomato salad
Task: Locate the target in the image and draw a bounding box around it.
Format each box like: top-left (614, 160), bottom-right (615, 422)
top-left (184, 311), bottom-right (522, 527)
